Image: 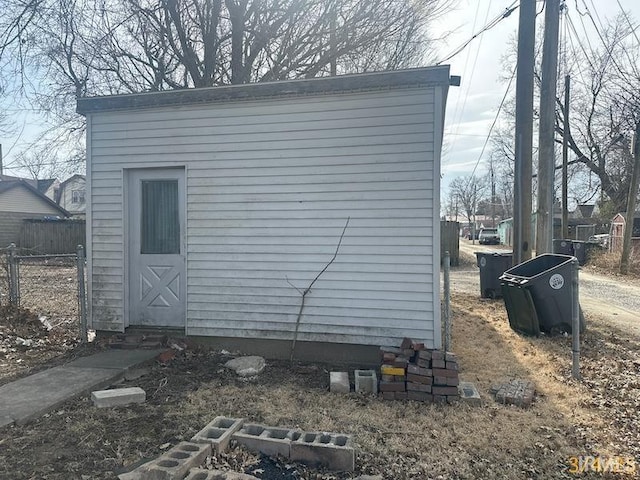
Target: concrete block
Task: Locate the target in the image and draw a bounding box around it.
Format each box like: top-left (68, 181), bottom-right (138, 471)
top-left (290, 431), bottom-right (355, 472)
top-left (118, 442), bottom-right (210, 480)
top-left (191, 416), bottom-right (244, 454)
top-left (185, 468), bottom-right (259, 480)
top-left (144, 442), bottom-right (211, 480)
top-left (91, 387), bottom-right (145, 408)
top-left (329, 372), bottom-right (350, 393)
top-left (233, 424), bottom-right (301, 458)
top-left (354, 370), bottom-right (377, 394)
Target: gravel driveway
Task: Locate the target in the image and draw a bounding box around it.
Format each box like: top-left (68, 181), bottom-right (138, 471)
top-left (449, 240), bottom-right (640, 338)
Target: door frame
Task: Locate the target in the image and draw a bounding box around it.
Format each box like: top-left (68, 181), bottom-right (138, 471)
top-left (123, 166), bottom-right (187, 331)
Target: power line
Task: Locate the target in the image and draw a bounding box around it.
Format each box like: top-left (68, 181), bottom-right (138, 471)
top-left (467, 66), bottom-right (517, 182)
top-left (616, 0), bottom-right (640, 46)
top-left (446, 1), bottom-right (492, 158)
top-left (575, 0), bottom-right (633, 81)
top-left (436, 1), bottom-right (519, 65)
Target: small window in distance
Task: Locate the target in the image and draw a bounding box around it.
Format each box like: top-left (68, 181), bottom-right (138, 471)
top-left (71, 189), bottom-right (85, 204)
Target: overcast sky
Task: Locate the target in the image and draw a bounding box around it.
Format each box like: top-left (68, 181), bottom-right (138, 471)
top-left (2, 0), bottom-right (640, 186)
top-left (433, 0), bottom-right (640, 196)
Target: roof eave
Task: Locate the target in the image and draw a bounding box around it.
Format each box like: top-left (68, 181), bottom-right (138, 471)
top-left (77, 66), bottom-right (453, 115)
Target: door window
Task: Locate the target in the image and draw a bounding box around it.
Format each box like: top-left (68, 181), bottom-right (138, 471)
top-left (140, 180), bottom-right (180, 254)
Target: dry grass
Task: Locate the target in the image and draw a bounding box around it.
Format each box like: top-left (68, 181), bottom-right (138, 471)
top-left (587, 248), bottom-right (640, 278)
top-left (3, 296), bottom-right (639, 479)
top-left (0, 256), bottom-right (638, 478)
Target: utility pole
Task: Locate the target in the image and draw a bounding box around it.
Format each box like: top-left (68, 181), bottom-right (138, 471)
top-left (620, 122), bottom-right (640, 275)
top-left (536, 0), bottom-right (560, 255)
top-left (491, 163), bottom-right (496, 227)
top-left (0, 143), bottom-right (3, 176)
top-left (513, 0), bottom-right (536, 264)
top-left (330, 2), bottom-right (337, 76)
top-left (562, 75), bottom-right (570, 239)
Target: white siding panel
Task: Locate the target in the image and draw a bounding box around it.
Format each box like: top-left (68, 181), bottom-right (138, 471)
top-left (89, 87), bottom-right (440, 345)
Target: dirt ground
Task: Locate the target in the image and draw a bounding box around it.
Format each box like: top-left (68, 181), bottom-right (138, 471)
top-left (0, 258), bottom-right (639, 479)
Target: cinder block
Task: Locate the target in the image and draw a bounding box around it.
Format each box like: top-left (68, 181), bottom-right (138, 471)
top-left (185, 468), bottom-right (260, 479)
top-left (433, 376), bottom-right (448, 386)
top-left (91, 387), bottom-right (145, 408)
top-left (233, 424), bottom-right (301, 458)
top-left (290, 432), bottom-right (355, 471)
top-left (354, 370), bottom-right (378, 394)
top-left (458, 382), bottom-right (481, 406)
top-left (394, 391), bottom-right (408, 400)
top-left (329, 372), bottom-right (350, 393)
top-left (381, 391), bottom-right (394, 400)
top-left (446, 377), bottom-right (459, 387)
top-left (191, 416), bottom-right (244, 454)
top-left (119, 442), bottom-right (211, 480)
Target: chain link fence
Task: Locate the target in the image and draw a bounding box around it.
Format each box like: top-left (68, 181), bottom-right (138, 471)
top-left (1, 244), bottom-right (87, 342)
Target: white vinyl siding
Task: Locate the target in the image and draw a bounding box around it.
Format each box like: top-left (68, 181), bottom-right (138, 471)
top-left (88, 88), bottom-right (441, 346)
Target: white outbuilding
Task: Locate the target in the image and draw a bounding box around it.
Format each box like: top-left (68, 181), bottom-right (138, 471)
top-left (77, 66), bottom-right (454, 361)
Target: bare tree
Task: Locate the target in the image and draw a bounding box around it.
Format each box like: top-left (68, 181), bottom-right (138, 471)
top-left (1, 0), bottom-right (454, 173)
top-left (487, 13), bottom-right (640, 216)
top-left (449, 174), bottom-right (489, 238)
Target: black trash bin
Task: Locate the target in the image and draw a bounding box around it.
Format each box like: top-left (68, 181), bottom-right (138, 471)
top-left (500, 254), bottom-right (585, 335)
top-left (475, 251), bottom-right (513, 299)
top-left (572, 241), bottom-right (587, 265)
top-left (553, 239), bottom-right (574, 255)
top-left (573, 240), bottom-right (603, 265)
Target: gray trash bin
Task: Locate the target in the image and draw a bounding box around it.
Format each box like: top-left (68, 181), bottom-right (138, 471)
top-left (475, 251), bottom-right (513, 299)
top-left (553, 239), bottom-right (574, 255)
top-left (500, 254), bottom-right (585, 335)
top-left (572, 241), bottom-right (587, 265)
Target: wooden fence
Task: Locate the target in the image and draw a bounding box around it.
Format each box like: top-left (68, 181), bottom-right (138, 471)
top-left (441, 220), bottom-right (460, 267)
top-left (20, 218), bottom-right (86, 254)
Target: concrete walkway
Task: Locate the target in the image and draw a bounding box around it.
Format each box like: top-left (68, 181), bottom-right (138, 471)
top-left (0, 348), bottom-right (163, 428)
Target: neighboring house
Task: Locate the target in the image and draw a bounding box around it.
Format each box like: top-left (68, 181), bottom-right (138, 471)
top-left (0, 180), bottom-right (70, 248)
top-left (55, 174), bottom-right (86, 218)
top-left (609, 212), bottom-right (640, 253)
top-left (77, 67), bottom-right (453, 361)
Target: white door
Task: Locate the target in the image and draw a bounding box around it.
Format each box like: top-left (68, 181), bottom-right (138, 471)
top-left (128, 168), bottom-right (185, 328)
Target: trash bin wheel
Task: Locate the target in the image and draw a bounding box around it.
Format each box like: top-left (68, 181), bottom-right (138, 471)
top-left (487, 289), bottom-right (498, 299)
top-left (549, 323), bottom-right (571, 336)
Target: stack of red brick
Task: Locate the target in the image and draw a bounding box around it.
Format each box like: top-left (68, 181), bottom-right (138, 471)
top-left (378, 338), bottom-right (460, 404)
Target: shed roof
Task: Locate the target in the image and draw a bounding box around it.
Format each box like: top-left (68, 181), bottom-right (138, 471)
top-left (76, 66), bottom-right (454, 115)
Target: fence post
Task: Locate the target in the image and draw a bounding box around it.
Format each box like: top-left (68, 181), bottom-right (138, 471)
top-left (443, 250), bottom-right (451, 352)
top-left (8, 243), bottom-right (19, 306)
top-left (571, 257), bottom-right (580, 380)
top-left (76, 244), bottom-right (88, 343)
